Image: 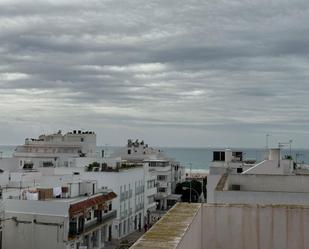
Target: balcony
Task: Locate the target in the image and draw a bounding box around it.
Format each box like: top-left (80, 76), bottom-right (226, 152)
top-left (84, 210), bottom-right (117, 231)
top-left (136, 203), bottom-right (144, 211)
top-left (69, 210), bottom-right (117, 240)
top-left (146, 187), bottom-right (157, 197)
top-left (135, 186), bottom-right (145, 195)
top-left (157, 182), bottom-right (168, 188)
top-left (120, 210), bottom-right (128, 219)
top-left (100, 210), bottom-right (117, 224)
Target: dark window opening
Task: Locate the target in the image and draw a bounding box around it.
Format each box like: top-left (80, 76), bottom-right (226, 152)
top-left (213, 151), bottom-right (225, 161)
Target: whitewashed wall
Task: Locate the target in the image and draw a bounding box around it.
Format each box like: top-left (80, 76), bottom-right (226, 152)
top-left (202, 204), bottom-right (309, 249)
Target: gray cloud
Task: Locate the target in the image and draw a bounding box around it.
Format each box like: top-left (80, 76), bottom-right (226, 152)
top-left (0, 0), bottom-right (309, 147)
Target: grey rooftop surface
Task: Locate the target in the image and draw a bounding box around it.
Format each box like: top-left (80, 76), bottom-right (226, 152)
top-left (130, 202), bottom-right (201, 249)
top-left (4, 199), bottom-right (69, 217)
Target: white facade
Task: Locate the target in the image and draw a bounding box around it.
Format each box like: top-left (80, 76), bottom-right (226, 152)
top-left (77, 167), bottom-right (146, 239)
top-left (208, 148), bottom-right (303, 205)
top-left (13, 130), bottom-right (97, 169)
top-left (0, 134), bottom-right (181, 245)
top-left (207, 149), bottom-right (256, 203)
top-left (2, 188), bottom-right (117, 249)
top-left (111, 139), bottom-right (185, 211)
top-left (213, 173), bottom-right (309, 205)
top-left (41, 163), bottom-right (154, 238)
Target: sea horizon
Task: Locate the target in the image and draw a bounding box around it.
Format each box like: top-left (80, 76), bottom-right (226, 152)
top-left (1, 145), bottom-right (309, 170)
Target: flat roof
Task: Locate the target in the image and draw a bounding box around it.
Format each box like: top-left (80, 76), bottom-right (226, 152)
top-left (131, 203), bottom-right (201, 249)
top-left (5, 199), bottom-right (69, 217)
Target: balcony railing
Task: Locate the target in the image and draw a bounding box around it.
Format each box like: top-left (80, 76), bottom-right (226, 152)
top-left (84, 210), bottom-right (117, 231)
top-left (120, 210), bottom-right (128, 219)
top-left (69, 210), bottom-right (117, 240)
top-left (136, 203), bottom-right (144, 211)
top-left (101, 210), bottom-right (117, 223)
top-left (135, 186), bottom-right (145, 195)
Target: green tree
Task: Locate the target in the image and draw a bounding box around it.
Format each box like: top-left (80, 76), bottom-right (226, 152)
top-left (175, 180), bottom-right (202, 202)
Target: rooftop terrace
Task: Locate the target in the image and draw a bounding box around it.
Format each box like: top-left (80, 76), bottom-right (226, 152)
top-left (131, 203), bottom-right (309, 249)
top-left (131, 203), bottom-right (201, 249)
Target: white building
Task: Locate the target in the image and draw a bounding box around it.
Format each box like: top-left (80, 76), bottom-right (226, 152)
top-left (2, 182), bottom-right (117, 249)
top-left (210, 148), bottom-right (308, 205)
top-left (77, 163), bottom-right (147, 239)
top-left (13, 130), bottom-right (97, 169)
top-left (1, 133), bottom-right (180, 241)
top-left (207, 149), bottom-right (256, 203)
top-left (111, 139), bottom-right (185, 211)
top-left (44, 162), bottom-right (149, 239)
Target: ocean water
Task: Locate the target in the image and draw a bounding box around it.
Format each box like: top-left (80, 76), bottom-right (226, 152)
top-left (1, 145), bottom-right (309, 170)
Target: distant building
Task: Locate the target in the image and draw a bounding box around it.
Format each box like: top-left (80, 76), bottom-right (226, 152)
top-left (207, 149), bottom-right (256, 203)
top-left (13, 130), bottom-right (97, 169)
top-left (111, 139), bottom-right (185, 211)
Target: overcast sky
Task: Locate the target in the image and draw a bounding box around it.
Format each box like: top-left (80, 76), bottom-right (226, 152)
top-left (0, 0), bottom-right (309, 148)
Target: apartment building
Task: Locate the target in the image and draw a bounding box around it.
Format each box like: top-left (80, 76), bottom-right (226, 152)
top-left (13, 130), bottom-right (97, 169)
top-left (111, 140), bottom-right (185, 211)
top-left (2, 184), bottom-right (117, 249)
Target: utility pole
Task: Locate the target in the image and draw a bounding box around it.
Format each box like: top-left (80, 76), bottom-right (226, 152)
top-left (266, 134), bottom-right (270, 149)
top-left (265, 134), bottom-right (271, 160)
top-left (189, 163), bottom-right (192, 203)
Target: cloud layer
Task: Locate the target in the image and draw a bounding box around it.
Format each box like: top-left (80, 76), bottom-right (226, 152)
top-left (1, 0), bottom-right (309, 147)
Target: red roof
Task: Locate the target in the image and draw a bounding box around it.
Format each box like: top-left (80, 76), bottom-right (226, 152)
top-left (69, 192), bottom-right (117, 216)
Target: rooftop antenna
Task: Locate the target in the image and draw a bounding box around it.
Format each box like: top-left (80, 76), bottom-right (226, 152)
top-left (266, 134), bottom-right (271, 149)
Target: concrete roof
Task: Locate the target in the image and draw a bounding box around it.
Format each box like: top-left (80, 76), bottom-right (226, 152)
top-left (5, 199), bottom-right (69, 217)
top-left (130, 203), bottom-right (201, 249)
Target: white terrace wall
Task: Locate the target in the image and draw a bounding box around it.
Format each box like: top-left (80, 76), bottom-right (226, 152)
top-left (214, 190), bottom-right (309, 205)
top-left (202, 204), bottom-right (309, 249)
top-left (226, 174), bottom-right (309, 192)
top-left (176, 206), bottom-right (202, 249)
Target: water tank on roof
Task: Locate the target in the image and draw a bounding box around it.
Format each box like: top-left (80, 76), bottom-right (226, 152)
top-left (269, 148), bottom-right (280, 161)
top-left (225, 149), bottom-right (232, 163)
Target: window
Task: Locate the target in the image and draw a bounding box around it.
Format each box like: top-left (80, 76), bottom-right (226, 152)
top-left (213, 151), bottom-right (225, 161)
top-left (233, 152), bottom-right (243, 161)
top-left (86, 210), bottom-right (92, 221)
top-left (81, 138), bottom-right (84, 142)
top-left (157, 175), bottom-right (166, 181)
top-left (158, 188), bottom-right (166, 193)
